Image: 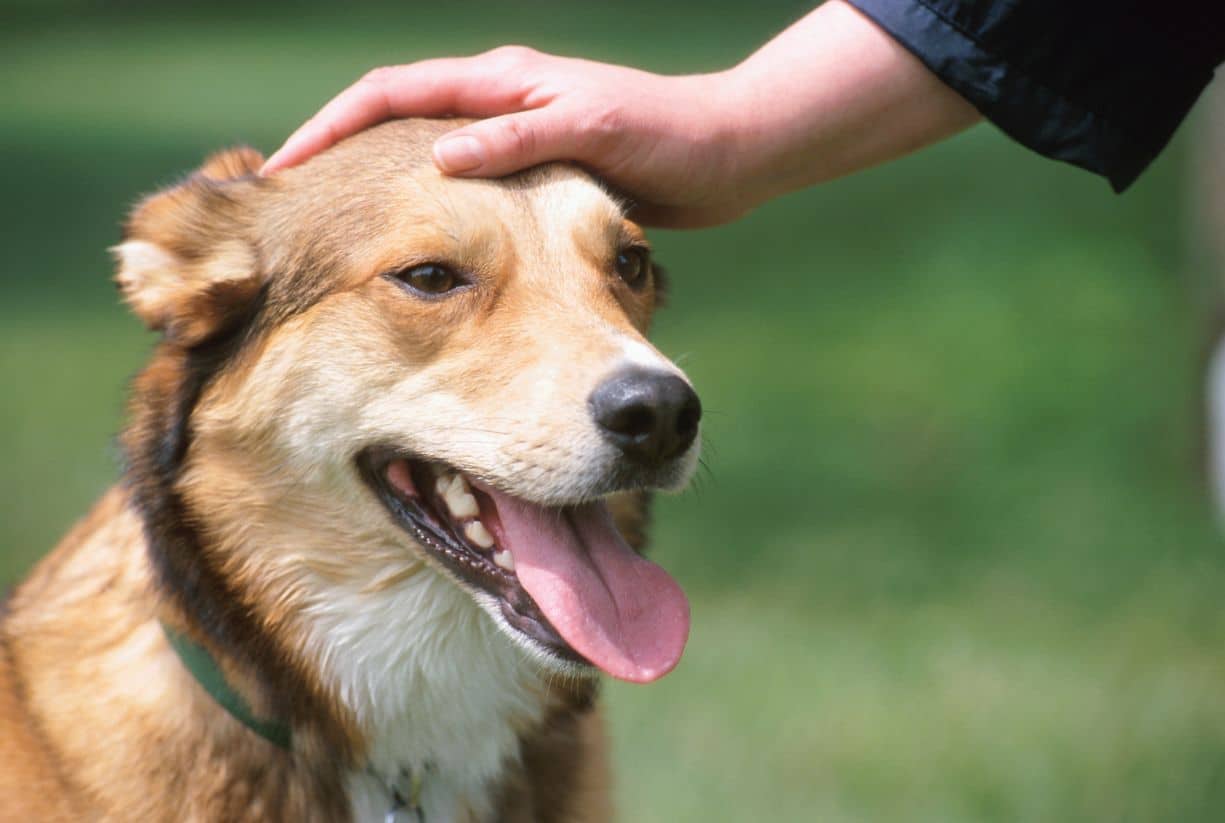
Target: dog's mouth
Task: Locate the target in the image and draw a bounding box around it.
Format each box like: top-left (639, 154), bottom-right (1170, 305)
top-left (357, 449), bottom-right (690, 683)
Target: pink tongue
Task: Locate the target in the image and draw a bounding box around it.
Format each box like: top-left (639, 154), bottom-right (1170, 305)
top-left (483, 489), bottom-right (690, 683)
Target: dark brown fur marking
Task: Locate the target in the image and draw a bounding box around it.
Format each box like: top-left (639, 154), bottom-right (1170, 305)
top-left (122, 259), bottom-right (356, 759)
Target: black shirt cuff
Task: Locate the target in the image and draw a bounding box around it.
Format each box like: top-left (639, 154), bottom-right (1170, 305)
top-left (846, 0), bottom-right (1218, 191)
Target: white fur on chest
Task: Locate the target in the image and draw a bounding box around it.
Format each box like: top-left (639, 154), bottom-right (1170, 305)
top-left (302, 556), bottom-right (549, 823)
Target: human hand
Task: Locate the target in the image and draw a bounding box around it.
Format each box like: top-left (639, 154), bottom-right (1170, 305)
top-left (262, 2), bottom-right (978, 229)
top-left (262, 50), bottom-right (756, 228)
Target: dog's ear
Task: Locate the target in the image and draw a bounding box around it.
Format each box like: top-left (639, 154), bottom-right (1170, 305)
top-left (113, 147), bottom-right (265, 347)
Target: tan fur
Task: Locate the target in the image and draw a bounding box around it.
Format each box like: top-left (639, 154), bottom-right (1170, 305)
top-left (0, 119), bottom-right (689, 821)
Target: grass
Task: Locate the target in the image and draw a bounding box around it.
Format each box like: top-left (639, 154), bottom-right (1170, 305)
top-left (3, 3), bottom-right (1224, 820)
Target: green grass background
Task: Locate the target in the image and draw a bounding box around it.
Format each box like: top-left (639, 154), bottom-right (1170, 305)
top-left (4, 2), bottom-right (1225, 820)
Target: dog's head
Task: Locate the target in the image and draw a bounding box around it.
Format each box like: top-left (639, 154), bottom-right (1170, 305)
top-left (115, 120), bottom-right (698, 690)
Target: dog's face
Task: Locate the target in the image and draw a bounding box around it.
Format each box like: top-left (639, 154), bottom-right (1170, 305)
top-left (116, 121), bottom-right (698, 687)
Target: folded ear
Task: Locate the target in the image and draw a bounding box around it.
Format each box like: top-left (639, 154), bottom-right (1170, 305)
top-left (113, 147), bottom-right (266, 347)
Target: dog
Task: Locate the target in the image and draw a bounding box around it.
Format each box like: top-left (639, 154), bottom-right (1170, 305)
top-left (0, 119), bottom-right (701, 821)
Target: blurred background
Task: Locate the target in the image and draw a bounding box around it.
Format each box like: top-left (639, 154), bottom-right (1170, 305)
top-left (4, 1), bottom-right (1225, 820)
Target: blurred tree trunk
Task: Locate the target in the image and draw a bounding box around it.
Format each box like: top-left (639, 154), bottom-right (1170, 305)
top-left (1192, 78), bottom-right (1225, 288)
top-left (1193, 78), bottom-right (1225, 516)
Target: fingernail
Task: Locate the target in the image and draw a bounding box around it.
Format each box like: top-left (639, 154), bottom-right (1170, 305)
top-left (434, 136), bottom-right (485, 173)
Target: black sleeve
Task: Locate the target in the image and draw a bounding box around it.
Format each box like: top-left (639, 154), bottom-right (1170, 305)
top-left (845, 0), bottom-right (1225, 191)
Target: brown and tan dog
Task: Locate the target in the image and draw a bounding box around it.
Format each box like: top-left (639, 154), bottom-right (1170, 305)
top-left (0, 120), bottom-right (700, 821)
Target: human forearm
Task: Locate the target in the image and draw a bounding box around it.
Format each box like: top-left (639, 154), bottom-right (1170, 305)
top-left (264, 1), bottom-right (980, 227)
top-left (718, 1), bottom-right (981, 203)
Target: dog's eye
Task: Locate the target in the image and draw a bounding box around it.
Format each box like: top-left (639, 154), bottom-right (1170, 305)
top-left (389, 264), bottom-right (460, 297)
top-left (614, 247), bottom-right (650, 290)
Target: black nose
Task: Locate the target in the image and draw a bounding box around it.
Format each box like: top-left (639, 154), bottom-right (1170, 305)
top-left (588, 368), bottom-right (701, 465)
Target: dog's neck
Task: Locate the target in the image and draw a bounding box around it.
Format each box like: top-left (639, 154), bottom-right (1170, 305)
top-left (159, 446), bottom-right (567, 820)
top-left (301, 549), bottom-right (554, 820)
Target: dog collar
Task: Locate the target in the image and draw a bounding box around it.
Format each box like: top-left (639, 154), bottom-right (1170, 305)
top-left (161, 622), bottom-right (427, 819)
top-left (160, 622), bottom-right (293, 750)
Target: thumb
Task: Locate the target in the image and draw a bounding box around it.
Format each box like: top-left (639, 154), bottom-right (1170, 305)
top-left (433, 108), bottom-right (584, 177)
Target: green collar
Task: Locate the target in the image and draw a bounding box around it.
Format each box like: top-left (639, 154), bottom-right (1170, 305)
top-left (160, 622), bottom-right (292, 750)
top-left (160, 622), bottom-right (429, 817)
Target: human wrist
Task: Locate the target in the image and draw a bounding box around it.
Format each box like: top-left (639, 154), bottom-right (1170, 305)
top-left (712, 58), bottom-right (811, 207)
top-left (688, 65), bottom-right (786, 214)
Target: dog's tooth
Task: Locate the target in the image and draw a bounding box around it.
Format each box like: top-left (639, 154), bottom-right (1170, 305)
top-left (442, 475), bottom-right (480, 519)
top-left (452, 493), bottom-right (480, 519)
top-left (492, 549), bottom-right (516, 572)
top-left (464, 520), bottom-right (495, 549)
top-left (434, 473), bottom-right (454, 498)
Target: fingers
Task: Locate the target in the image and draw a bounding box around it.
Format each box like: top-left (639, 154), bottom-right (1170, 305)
top-left (432, 107), bottom-right (588, 177)
top-left (262, 74), bottom-right (394, 174)
top-left (262, 48), bottom-right (548, 174)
